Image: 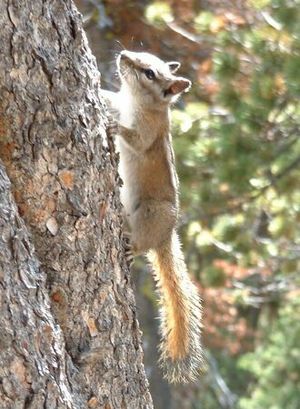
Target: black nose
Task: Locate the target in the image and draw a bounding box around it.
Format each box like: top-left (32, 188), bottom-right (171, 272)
top-left (120, 52), bottom-right (130, 62)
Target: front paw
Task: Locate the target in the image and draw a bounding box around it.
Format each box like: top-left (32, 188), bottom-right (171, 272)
top-left (106, 116), bottom-right (119, 139)
top-left (123, 232), bottom-right (134, 268)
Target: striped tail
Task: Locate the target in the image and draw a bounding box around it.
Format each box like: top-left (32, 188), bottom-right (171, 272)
top-left (147, 231), bottom-right (203, 383)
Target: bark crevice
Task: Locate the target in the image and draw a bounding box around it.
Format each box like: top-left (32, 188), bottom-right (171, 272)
top-left (0, 0), bottom-right (152, 407)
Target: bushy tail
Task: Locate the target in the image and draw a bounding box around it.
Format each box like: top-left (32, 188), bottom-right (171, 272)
top-left (147, 231), bottom-right (203, 383)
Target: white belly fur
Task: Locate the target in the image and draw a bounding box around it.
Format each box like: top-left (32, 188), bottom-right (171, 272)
top-left (116, 136), bottom-right (137, 217)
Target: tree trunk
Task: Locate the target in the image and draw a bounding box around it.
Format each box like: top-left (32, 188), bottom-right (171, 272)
top-left (0, 161), bottom-right (77, 408)
top-left (0, 1), bottom-right (152, 408)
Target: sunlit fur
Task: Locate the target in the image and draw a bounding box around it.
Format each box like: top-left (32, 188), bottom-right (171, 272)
top-left (104, 50), bottom-right (202, 383)
top-left (148, 231), bottom-right (203, 383)
top-left (117, 50), bottom-right (191, 107)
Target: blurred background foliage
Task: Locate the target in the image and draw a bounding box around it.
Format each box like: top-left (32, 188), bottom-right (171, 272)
top-left (75, 0), bottom-right (300, 407)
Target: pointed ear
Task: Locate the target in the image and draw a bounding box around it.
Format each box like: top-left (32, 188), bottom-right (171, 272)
top-left (167, 61), bottom-right (181, 73)
top-left (167, 78), bottom-right (191, 95)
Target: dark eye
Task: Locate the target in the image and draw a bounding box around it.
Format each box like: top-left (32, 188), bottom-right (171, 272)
top-left (143, 69), bottom-right (155, 80)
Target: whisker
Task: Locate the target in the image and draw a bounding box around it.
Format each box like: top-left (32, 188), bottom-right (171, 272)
top-left (101, 78), bottom-right (119, 90)
top-left (124, 70), bottom-right (130, 79)
top-left (114, 40), bottom-right (126, 51)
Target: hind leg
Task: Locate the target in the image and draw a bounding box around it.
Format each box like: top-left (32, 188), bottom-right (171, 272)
top-left (128, 199), bottom-right (177, 255)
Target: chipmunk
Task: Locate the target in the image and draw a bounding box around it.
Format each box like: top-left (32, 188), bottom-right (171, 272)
top-left (102, 50), bottom-right (202, 383)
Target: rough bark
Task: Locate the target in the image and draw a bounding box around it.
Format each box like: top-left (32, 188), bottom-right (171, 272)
top-left (0, 161), bottom-right (76, 408)
top-left (0, 0), bottom-right (152, 408)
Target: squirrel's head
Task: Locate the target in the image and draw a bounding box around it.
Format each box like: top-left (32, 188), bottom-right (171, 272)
top-left (117, 50), bottom-right (191, 106)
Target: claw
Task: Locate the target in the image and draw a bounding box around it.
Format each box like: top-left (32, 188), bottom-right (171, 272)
top-left (106, 116), bottom-right (119, 138)
top-left (122, 232), bottom-right (134, 268)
